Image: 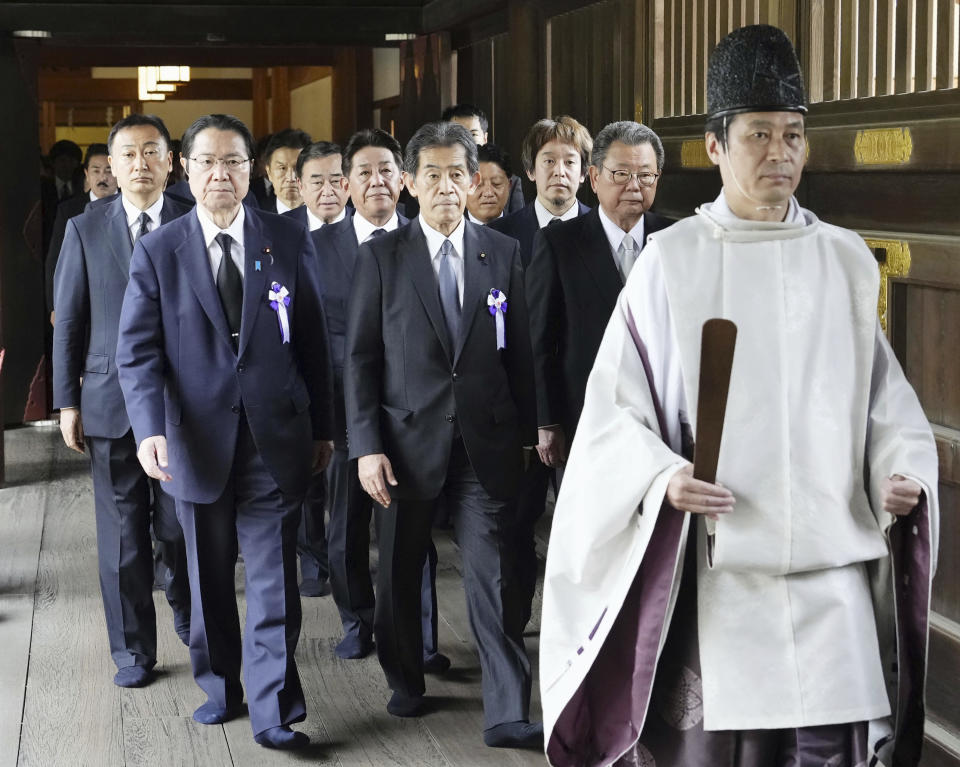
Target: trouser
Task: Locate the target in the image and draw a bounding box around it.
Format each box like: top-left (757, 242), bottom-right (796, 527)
top-left (87, 429), bottom-right (189, 668)
top-left (298, 470), bottom-right (329, 582)
top-left (326, 447), bottom-right (439, 650)
top-left (175, 418), bottom-right (305, 737)
top-left (374, 438), bottom-right (531, 728)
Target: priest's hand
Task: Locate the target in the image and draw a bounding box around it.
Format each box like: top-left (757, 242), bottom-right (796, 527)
top-left (312, 440), bottom-right (334, 473)
top-left (137, 435), bottom-right (172, 482)
top-left (59, 407), bottom-right (85, 454)
top-left (666, 464), bottom-right (735, 521)
top-left (881, 474), bottom-right (922, 516)
top-left (359, 452), bottom-right (397, 508)
top-left (537, 426), bottom-right (567, 468)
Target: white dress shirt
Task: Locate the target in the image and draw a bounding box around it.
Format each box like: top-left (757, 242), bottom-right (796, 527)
top-left (88, 189), bottom-right (98, 202)
top-left (597, 204), bottom-right (646, 266)
top-left (353, 211), bottom-right (399, 244)
top-left (534, 197), bottom-right (580, 229)
top-left (196, 205), bottom-right (246, 284)
top-left (419, 214), bottom-right (465, 304)
top-left (122, 194), bottom-right (165, 243)
top-left (275, 198), bottom-right (294, 215)
top-left (308, 206), bottom-right (346, 231)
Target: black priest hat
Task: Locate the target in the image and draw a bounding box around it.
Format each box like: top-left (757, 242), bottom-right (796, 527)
top-left (707, 24), bottom-right (807, 120)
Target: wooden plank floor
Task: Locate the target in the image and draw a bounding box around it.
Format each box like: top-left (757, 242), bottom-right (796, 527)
top-left (0, 426), bottom-right (547, 767)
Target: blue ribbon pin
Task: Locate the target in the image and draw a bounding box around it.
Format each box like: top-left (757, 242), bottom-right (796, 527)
top-left (255, 260), bottom-right (261, 271)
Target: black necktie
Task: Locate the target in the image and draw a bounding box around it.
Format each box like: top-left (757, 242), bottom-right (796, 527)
top-left (215, 233), bottom-right (243, 351)
top-left (548, 217), bottom-right (562, 227)
top-left (369, 228), bottom-right (387, 240)
top-left (134, 212), bottom-right (151, 245)
top-left (437, 239), bottom-right (460, 352)
top-left (59, 181), bottom-right (72, 201)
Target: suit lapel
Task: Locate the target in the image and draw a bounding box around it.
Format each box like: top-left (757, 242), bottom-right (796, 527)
top-left (105, 197), bottom-right (133, 278)
top-left (578, 208), bottom-right (622, 307)
top-left (176, 213), bottom-right (233, 348)
top-left (403, 220), bottom-right (454, 362)
top-left (238, 208), bottom-right (268, 356)
top-left (454, 222), bottom-right (488, 365)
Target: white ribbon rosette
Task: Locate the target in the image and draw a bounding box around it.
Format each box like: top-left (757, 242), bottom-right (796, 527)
top-left (268, 281), bottom-right (291, 344)
top-left (487, 288), bottom-right (507, 350)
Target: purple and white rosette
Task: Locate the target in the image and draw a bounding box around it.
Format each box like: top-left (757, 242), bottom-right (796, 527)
top-left (487, 288), bottom-right (507, 349)
top-left (268, 281), bottom-right (291, 343)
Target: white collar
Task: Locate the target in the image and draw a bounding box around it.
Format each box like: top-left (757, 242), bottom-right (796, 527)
top-left (354, 211), bottom-right (399, 244)
top-left (534, 197), bottom-right (580, 228)
top-left (711, 190), bottom-right (803, 224)
top-left (465, 209), bottom-right (503, 225)
top-left (419, 213), bottom-right (466, 260)
top-left (196, 204), bottom-right (246, 250)
top-left (122, 193), bottom-right (165, 229)
top-left (88, 190), bottom-right (98, 202)
top-left (598, 204), bottom-right (646, 254)
top-left (276, 197), bottom-right (296, 215)
top-left (306, 206), bottom-right (346, 231)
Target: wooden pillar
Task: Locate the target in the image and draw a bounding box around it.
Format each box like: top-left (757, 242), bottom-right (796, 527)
top-left (505, 0), bottom-right (544, 200)
top-left (332, 48), bottom-right (357, 144)
top-left (356, 47), bottom-right (374, 135)
top-left (252, 68), bottom-right (269, 138)
top-left (40, 101), bottom-right (56, 152)
top-left (0, 39), bottom-right (45, 441)
top-left (270, 66), bottom-right (291, 132)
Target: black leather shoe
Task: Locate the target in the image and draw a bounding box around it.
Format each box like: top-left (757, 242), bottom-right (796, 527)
top-left (422, 652), bottom-right (451, 674)
top-left (483, 720), bottom-right (544, 749)
top-left (386, 691), bottom-right (425, 717)
top-left (299, 578), bottom-right (332, 597)
top-left (335, 633), bottom-right (375, 659)
top-left (254, 725), bottom-right (309, 750)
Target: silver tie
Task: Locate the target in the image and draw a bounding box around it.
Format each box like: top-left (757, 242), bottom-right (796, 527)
top-left (618, 234), bottom-right (637, 283)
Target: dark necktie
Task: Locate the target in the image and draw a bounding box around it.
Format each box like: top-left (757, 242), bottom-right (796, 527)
top-left (437, 239), bottom-right (460, 352)
top-left (368, 228), bottom-right (387, 240)
top-left (134, 212), bottom-right (151, 245)
top-left (548, 217), bottom-right (562, 227)
top-left (59, 182), bottom-right (72, 201)
top-left (215, 233), bottom-right (243, 351)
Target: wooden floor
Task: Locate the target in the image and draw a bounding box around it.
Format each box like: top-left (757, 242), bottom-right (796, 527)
top-left (0, 425), bottom-right (547, 767)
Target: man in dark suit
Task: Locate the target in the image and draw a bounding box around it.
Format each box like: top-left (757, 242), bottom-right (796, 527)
top-left (488, 116), bottom-right (593, 630)
top-left (53, 114), bottom-right (191, 688)
top-left (527, 121), bottom-right (670, 470)
top-left (286, 140), bottom-right (351, 233)
top-left (41, 139), bottom-right (84, 256)
top-left (261, 128), bottom-right (311, 215)
top-left (117, 114), bottom-right (334, 751)
top-left (345, 121), bottom-right (542, 748)
top-left (312, 128), bottom-right (441, 665)
top-left (489, 116), bottom-right (593, 267)
top-left (46, 143), bottom-right (118, 323)
top-left (280, 140), bottom-right (351, 598)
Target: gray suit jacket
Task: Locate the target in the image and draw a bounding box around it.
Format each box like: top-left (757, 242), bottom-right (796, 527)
top-left (52, 193), bottom-right (191, 438)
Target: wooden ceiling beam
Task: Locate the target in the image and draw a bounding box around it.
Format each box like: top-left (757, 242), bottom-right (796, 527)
top-left (39, 76), bottom-right (252, 101)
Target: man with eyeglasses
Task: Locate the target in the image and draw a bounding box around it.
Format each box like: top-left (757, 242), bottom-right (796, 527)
top-left (53, 114), bottom-right (192, 689)
top-left (525, 120), bottom-right (670, 478)
top-left (117, 113), bottom-right (335, 751)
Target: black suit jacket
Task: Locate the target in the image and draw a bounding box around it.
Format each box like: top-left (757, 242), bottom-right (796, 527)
top-left (344, 218), bottom-right (537, 501)
top-left (488, 199), bottom-right (591, 268)
top-left (525, 207), bottom-right (671, 437)
top-left (313, 212), bottom-right (409, 448)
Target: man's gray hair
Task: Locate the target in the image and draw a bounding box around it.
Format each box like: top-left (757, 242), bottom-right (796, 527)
top-left (591, 121), bottom-right (665, 172)
top-left (404, 121), bottom-right (479, 177)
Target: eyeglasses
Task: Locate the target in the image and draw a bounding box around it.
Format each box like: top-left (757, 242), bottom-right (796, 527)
top-left (602, 166), bottom-right (660, 187)
top-left (188, 156), bottom-right (252, 172)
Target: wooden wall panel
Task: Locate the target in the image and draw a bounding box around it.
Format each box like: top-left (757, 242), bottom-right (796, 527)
top-left (931, 484), bottom-right (959, 623)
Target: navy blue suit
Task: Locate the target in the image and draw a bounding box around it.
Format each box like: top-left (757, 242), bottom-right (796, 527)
top-left (488, 199), bottom-right (591, 268)
top-left (117, 204), bottom-right (334, 736)
top-left (52, 193), bottom-right (192, 669)
top-left (345, 218), bottom-right (537, 727)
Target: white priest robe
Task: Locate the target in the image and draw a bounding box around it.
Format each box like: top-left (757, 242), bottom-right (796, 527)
top-left (540, 194), bottom-right (939, 766)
